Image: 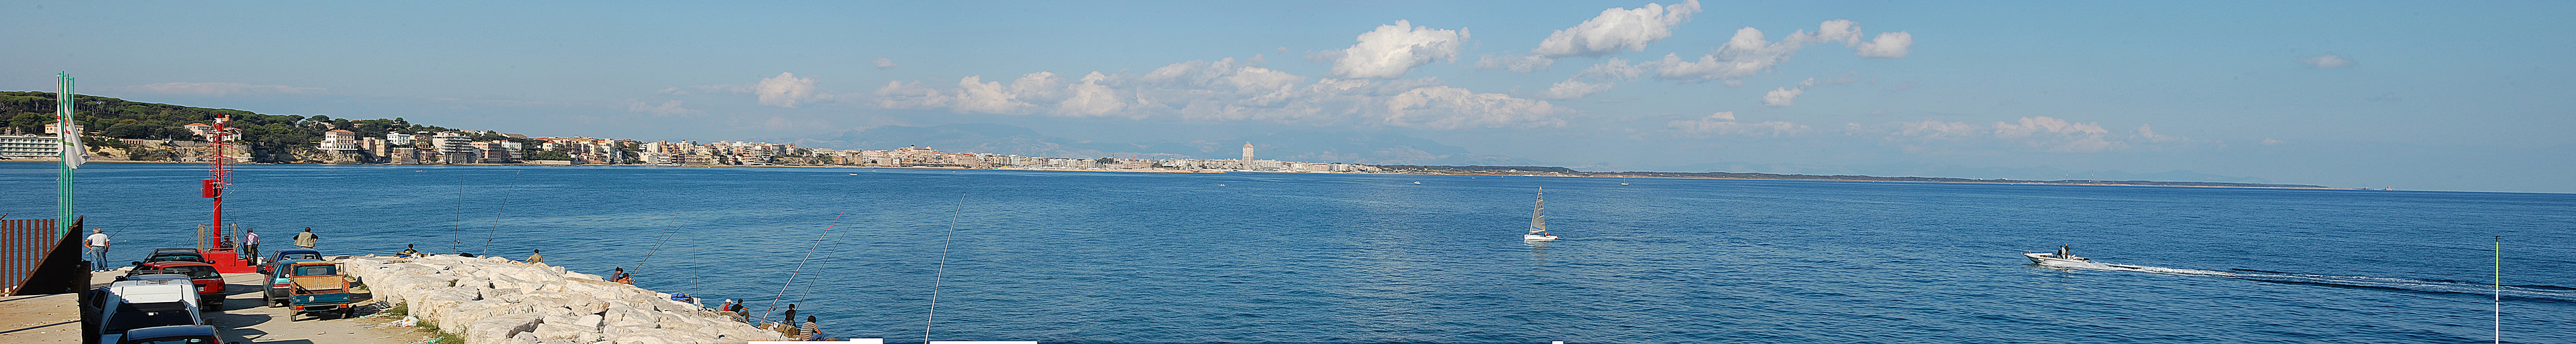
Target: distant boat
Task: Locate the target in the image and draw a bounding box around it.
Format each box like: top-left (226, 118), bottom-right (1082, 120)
top-left (1412, 181), bottom-right (1423, 184)
top-left (2024, 244), bottom-right (2095, 265)
top-left (1620, 182), bottom-right (1630, 185)
top-left (1525, 187), bottom-right (1558, 241)
top-left (848, 173), bottom-right (858, 175)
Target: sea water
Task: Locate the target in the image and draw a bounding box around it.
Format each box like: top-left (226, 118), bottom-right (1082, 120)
top-left (6, 162), bottom-right (2570, 343)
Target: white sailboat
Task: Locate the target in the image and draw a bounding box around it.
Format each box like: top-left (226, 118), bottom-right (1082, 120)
top-left (1525, 187), bottom-right (1558, 241)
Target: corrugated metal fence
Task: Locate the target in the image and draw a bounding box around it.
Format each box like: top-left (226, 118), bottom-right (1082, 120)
top-left (2, 218), bottom-right (63, 296)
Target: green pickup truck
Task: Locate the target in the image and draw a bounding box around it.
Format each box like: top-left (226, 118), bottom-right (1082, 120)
top-left (279, 260), bottom-right (357, 321)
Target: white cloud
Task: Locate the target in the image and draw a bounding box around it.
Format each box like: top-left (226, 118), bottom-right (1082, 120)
top-left (2133, 124), bottom-right (2190, 143)
top-left (680, 72), bottom-right (836, 107)
top-left (1648, 20), bottom-right (1911, 82)
top-left (1326, 20), bottom-right (1469, 79)
top-left (625, 100), bottom-right (701, 116)
top-left (1761, 87), bottom-right (1803, 107)
top-left (130, 82), bottom-right (325, 96)
top-left (1538, 58), bottom-right (1648, 99)
top-left (875, 58), bottom-right (898, 69)
top-left (875, 57), bottom-right (1571, 129)
top-left (1483, 1), bottom-right (1701, 72)
top-left (2301, 54), bottom-right (2353, 68)
top-left (1541, 80), bottom-right (1618, 100)
top-left (1533, 0), bottom-right (1703, 57)
top-left (1854, 32), bottom-right (1914, 58)
top-left (1473, 54), bottom-right (1560, 72)
top-left (753, 72), bottom-right (826, 107)
top-left (1668, 111), bottom-right (1805, 137)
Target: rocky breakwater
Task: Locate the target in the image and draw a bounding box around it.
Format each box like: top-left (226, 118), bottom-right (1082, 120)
top-left (341, 255), bottom-right (790, 344)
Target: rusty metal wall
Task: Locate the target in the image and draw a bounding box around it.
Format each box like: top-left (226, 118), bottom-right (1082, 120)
top-left (2, 218), bottom-right (62, 296)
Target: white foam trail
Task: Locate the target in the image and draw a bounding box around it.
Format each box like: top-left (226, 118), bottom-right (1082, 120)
top-left (2045, 261), bottom-right (2576, 301)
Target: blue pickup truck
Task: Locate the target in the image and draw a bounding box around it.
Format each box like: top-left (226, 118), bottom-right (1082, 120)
top-left (278, 260), bottom-right (356, 321)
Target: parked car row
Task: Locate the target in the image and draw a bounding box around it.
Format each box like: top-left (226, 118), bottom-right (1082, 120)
top-left (85, 246), bottom-right (346, 343)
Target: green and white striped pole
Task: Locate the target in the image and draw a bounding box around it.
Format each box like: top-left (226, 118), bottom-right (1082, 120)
top-left (56, 72), bottom-right (80, 237)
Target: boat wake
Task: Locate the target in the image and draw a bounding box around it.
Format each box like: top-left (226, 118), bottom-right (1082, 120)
top-left (2044, 262), bottom-right (2576, 302)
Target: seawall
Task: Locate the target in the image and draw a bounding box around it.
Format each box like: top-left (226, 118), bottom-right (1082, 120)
top-left (340, 255), bottom-right (791, 344)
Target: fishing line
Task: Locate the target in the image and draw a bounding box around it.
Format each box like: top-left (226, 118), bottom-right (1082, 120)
top-left (758, 213), bottom-right (844, 324)
top-left (484, 171), bottom-right (516, 255)
top-left (450, 169), bottom-right (465, 253)
top-left (925, 192), bottom-right (964, 344)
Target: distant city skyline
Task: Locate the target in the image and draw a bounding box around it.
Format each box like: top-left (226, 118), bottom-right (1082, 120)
top-left (5, 1), bottom-right (2570, 193)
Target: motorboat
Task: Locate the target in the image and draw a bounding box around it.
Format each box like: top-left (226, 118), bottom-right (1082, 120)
top-left (2024, 244), bottom-right (2095, 265)
top-left (1524, 187), bottom-right (1558, 241)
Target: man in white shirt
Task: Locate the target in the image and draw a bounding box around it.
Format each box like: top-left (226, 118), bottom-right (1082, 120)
top-left (84, 228), bottom-right (109, 271)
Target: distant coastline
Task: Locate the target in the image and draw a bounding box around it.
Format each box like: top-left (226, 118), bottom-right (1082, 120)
top-left (1372, 164), bottom-right (2356, 190)
top-left (8, 159), bottom-right (2369, 191)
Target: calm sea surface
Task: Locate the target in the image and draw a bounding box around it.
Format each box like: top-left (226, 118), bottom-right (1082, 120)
top-left (6, 162), bottom-right (2572, 343)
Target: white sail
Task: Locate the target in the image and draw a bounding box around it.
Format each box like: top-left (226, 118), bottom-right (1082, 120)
top-left (1528, 188), bottom-right (1549, 236)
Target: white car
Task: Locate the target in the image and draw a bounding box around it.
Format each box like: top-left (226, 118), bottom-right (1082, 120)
top-left (92, 275), bottom-right (209, 343)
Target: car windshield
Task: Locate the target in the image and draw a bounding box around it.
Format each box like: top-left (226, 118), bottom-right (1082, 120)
top-left (280, 253), bottom-right (321, 260)
top-left (145, 254), bottom-right (200, 262)
top-left (103, 303), bottom-right (195, 332)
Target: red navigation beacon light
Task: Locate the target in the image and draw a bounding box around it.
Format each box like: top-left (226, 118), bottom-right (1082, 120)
top-left (200, 114), bottom-right (253, 274)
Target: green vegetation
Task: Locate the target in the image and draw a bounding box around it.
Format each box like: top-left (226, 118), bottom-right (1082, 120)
top-left (1, 92), bottom-right (459, 155)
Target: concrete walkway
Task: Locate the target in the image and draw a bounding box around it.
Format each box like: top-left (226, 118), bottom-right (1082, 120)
top-left (0, 267), bottom-right (445, 344)
top-left (0, 292), bottom-right (82, 343)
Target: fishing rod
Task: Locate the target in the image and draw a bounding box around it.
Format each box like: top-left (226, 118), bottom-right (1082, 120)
top-left (757, 213), bottom-right (844, 324)
top-left (631, 222), bottom-right (679, 277)
top-left (925, 193), bottom-right (963, 344)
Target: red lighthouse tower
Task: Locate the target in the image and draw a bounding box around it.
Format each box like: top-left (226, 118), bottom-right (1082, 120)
top-left (199, 114), bottom-right (254, 274)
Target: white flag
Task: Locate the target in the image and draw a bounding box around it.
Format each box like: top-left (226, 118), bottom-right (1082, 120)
top-left (58, 74), bottom-right (83, 169)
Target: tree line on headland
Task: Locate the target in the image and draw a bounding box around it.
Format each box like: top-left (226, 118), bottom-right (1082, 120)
top-left (2, 91), bottom-right (527, 162)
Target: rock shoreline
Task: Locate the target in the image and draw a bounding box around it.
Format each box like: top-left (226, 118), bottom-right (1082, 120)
top-left (342, 255), bottom-right (792, 344)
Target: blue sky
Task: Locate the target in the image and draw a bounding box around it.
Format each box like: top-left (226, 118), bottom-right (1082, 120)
top-left (7, 1), bottom-right (2573, 193)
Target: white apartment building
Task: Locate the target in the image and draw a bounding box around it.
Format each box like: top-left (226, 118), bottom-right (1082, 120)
top-left (320, 130), bottom-right (361, 151)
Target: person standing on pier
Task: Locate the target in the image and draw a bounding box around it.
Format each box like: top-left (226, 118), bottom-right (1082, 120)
top-left (85, 228), bottom-right (110, 271)
top-left (293, 227), bottom-right (320, 248)
top-left (527, 249), bottom-right (543, 264)
top-left (240, 228), bottom-right (260, 259)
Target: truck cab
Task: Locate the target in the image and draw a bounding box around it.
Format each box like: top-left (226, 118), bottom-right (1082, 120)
top-left (92, 276), bottom-right (207, 343)
top-left (125, 261), bottom-right (226, 307)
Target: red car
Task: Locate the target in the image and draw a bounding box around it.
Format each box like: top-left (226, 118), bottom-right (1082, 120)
top-left (128, 261), bottom-right (226, 306)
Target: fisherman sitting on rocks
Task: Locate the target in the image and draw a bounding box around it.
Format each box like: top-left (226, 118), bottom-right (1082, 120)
top-left (397, 244), bottom-right (419, 257)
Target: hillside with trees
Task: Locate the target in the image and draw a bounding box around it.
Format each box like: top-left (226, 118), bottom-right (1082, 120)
top-left (1, 92), bottom-right (486, 161)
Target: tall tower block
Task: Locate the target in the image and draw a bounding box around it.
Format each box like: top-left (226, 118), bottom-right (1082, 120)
top-left (1241, 142), bottom-right (1255, 161)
